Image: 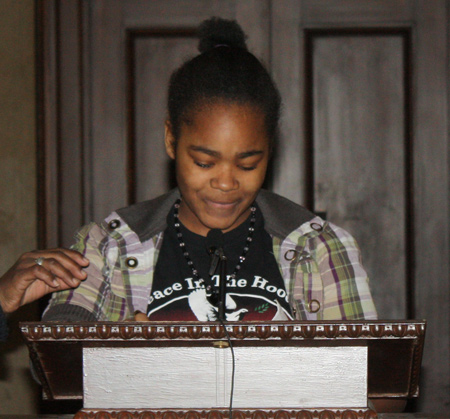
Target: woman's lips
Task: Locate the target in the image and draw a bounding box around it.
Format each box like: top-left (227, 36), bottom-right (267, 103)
top-left (205, 198), bottom-right (239, 210)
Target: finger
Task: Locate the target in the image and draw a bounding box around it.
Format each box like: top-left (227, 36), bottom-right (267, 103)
top-left (20, 250), bottom-right (87, 283)
top-left (57, 249), bottom-right (90, 267)
top-left (33, 250), bottom-right (88, 281)
top-left (33, 269), bottom-right (61, 289)
top-left (32, 263), bottom-right (80, 289)
top-left (30, 257), bottom-right (83, 289)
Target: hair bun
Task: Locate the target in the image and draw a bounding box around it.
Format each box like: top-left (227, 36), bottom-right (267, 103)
top-left (197, 17), bottom-right (247, 53)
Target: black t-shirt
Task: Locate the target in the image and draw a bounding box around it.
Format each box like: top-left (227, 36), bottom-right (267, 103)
top-left (146, 204), bottom-right (292, 321)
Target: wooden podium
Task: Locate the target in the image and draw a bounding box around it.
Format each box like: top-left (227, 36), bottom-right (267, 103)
top-left (20, 320), bottom-right (426, 419)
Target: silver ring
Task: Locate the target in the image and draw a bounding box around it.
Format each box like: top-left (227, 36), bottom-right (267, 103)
top-left (35, 257), bottom-right (45, 266)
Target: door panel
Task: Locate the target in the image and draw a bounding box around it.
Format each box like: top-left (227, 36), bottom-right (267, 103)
top-left (133, 35), bottom-right (197, 202)
top-left (310, 32), bottom-right (408, 319)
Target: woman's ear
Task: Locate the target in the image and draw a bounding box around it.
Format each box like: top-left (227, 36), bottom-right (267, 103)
top-left (164, 121), bottom-right (176, 160)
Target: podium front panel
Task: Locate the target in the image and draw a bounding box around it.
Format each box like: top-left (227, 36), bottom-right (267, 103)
top-left (83, 345), bottom-right (368, 409)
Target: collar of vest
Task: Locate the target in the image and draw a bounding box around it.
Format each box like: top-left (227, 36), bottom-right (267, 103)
top-left (116, 189), bottom-right (315, 243)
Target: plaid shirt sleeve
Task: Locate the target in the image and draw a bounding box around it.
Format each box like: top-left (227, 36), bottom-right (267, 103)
top-left (277, 217), bottom-right (377, 321)
top-left (314, 221), bottom-right (377, 320)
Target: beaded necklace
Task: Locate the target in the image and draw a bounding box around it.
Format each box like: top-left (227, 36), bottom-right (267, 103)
top-left (173, 198), bottom-right (256, 285)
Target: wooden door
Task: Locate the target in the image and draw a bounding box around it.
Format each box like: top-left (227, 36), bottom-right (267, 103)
top-left (38, 0), bottom-right (449, 413)
top-left (270, 0), bottom-right (449, 412)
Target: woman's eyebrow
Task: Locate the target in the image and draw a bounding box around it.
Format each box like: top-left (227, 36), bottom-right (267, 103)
top-left (189, 146), bottom-right (264, 159)
top-left (189, 145), bottom-right (220, 157)
top-left (237, 150), bottom-right (264, 159)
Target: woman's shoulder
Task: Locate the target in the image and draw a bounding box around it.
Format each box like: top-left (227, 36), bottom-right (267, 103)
top-left (257, 189), bottom-right (316, 238)
top-left (107, 189), bottom-right (180, 242)
top-left (74, 190), bottom-right (178, 246)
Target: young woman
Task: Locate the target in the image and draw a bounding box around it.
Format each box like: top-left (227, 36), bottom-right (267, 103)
top-left (12, 18), bottom-right (377, 323)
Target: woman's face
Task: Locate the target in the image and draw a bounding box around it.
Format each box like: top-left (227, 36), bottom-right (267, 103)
top-left (165, 102), bottom-right (270, 236)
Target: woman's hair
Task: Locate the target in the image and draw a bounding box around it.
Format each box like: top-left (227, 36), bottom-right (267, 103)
top-left (167, 17), bottom-right (281, 149)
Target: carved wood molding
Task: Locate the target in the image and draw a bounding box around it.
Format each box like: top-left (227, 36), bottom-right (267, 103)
top-left (21, 320), bottom-right (426, 342)
top-left (73, 408), bottom-right (378, 419)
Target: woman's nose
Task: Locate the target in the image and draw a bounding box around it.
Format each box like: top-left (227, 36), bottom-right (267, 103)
top-left (211, 166), bottom-right (239, 191)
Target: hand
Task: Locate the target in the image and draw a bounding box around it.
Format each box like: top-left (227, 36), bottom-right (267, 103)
top-left (134, 311), bottom-right (150, 321)
top-left (124, 311), bottom-right (150, 321)
top-left (0, 249), bottom-right (89, 314)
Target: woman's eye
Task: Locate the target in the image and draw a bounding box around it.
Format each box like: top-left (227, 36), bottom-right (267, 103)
top-left (195, 161), bottom-right (212, 169)
top-left (239, 165), bottom-right (257, 171)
